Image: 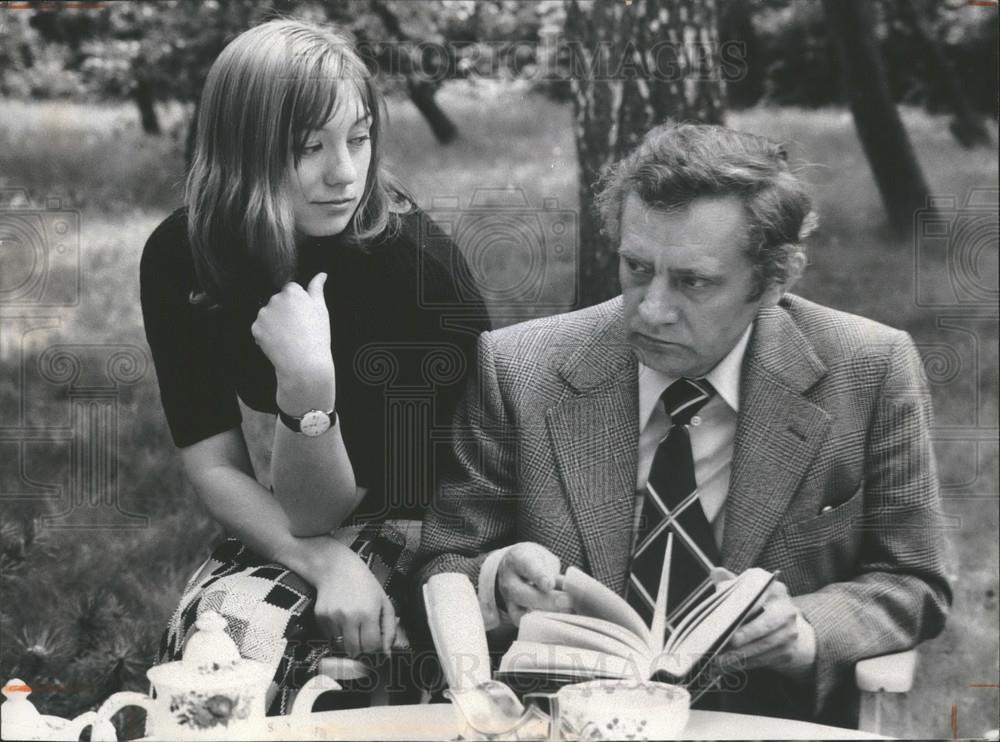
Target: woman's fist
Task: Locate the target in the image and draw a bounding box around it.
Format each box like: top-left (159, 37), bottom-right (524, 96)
top-left (251, 273), bottom-right (336, 405)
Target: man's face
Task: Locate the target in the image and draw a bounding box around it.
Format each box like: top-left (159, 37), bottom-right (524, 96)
top-left (619, 193), bottom-right (784, 378)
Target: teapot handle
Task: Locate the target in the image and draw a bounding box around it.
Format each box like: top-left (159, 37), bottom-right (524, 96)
top-left (96, 692), bottom-right (154, 735)
top-left (55, 710), bottom-right (118, 742)
top-left (289, 674), bottom-right (343, 717)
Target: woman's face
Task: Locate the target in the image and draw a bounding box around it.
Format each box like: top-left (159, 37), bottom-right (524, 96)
top-left (288, 93), bottom-right (372, 239)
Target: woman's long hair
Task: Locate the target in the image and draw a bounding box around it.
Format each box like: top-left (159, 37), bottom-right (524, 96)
top-left (186, 19), bottom-right (406, 308)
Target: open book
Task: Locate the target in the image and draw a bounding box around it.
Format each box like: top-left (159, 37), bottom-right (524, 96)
top-left (498, 537), bottom-right (774, 688)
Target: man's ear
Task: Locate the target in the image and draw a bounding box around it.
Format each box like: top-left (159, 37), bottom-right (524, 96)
top-left (761, 249), bottom-right (807, 307)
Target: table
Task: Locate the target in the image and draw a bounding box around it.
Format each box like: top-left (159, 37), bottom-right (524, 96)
top-left (262, 703), bottom-right (888, 740)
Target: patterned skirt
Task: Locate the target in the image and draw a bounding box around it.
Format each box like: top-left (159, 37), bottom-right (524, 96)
top-left (156, 520), bottom-right (420, 716)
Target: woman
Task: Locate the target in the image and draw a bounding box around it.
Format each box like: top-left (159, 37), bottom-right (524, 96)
top-left (139, 19), bottom-right (489, 714)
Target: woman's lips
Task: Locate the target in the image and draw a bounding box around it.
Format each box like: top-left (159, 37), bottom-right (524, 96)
top-left (314, 198), bottom-right (355, 210)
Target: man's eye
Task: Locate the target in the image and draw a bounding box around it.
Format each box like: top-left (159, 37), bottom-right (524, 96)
top-left (624, 257), bottom-right (651, 275)
top-left (681, 276), bottom-right (711, 289)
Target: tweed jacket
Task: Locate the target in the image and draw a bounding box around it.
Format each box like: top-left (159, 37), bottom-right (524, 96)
top-left (417, 293), bottom-right (951, 720)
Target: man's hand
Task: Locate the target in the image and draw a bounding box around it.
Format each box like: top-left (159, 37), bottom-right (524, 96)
top-left (710, 567), bottom-right (817, 678)
top-left (496, 542), bottom-right (573, 626)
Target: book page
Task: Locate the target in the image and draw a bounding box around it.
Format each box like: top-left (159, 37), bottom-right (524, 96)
top-left (499, 640), bottom-right (647, 680)
top-left (518, 610), bottom-right (651, 658)
top-left (665, 577), bottom-right (737, 650)
top-left (659, 568), bottom-right (774, 679)
top-left (561, 566), bottom-right (651, 646)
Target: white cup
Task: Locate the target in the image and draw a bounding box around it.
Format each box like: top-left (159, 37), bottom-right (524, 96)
top-left (556, 679), bottom-right (690, 741)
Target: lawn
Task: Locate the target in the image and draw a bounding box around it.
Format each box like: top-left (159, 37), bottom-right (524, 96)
top-left (0, 84), bottom-right (997, 737)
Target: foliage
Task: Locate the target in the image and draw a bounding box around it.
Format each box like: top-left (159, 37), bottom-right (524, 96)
top-left (2, 0), bottom-right (995, 117)
top-left (723, 0), bottom-right (998, 113)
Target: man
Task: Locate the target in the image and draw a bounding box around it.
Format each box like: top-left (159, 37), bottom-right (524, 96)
top-left (416, 123), bottom-right (951, 724)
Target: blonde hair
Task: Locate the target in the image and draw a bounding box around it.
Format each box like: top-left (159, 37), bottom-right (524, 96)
top-left (186, 19), bottom-right (407, 307)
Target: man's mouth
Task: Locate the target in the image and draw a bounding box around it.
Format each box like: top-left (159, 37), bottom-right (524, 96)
top-left (633, 332), bottom-right (681, 347)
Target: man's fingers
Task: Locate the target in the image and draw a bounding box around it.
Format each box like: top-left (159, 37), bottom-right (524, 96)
top-left (761, 579), bottom-right (789, 602)
top-left (504, 579), bottom-right (572, 613)
top-left (729, 618), bottom-right (797, 661)
top-left (507, 546), bottom-right (560, 591)
top-left (729, 601), bottom-right (796, 648)
top-left (307, 272), bottom-right (328, 300)
top-left (729, 638), bottom-right (799, 670)
top-left (709, 567), bottom-right (737, 587)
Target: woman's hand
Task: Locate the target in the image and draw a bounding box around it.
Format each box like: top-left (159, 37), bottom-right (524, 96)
top-left (251, 272), bottom-right (335, 409)
top-left (289, 536), bottom-right (397, 657)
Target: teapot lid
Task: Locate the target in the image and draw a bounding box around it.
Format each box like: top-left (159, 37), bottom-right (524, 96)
top-left (1, 679), bottom-right (44, 735)
top-left (147, 611), bottom-right (270, 689)
top-left (183, 611), bottom-right (242, 669)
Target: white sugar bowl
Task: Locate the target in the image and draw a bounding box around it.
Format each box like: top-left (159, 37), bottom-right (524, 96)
top-left (97, 611), bottom-right (272, 740)
top-left (1, 680), bottom-right (116, 741)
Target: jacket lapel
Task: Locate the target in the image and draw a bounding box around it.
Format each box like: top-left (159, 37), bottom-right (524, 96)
top-left (546, 299), bottom-right (639, 592)
top-left (721, 303), bottom-right (832, 572)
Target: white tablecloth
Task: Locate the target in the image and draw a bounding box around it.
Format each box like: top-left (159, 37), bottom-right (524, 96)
top-left (261, 703), bottom-right (887, 740)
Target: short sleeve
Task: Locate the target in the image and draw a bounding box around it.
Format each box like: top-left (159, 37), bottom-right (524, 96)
top-left (139, 212), bottom-right (242, 447)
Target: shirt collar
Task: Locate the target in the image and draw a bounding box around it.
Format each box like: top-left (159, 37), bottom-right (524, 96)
top-left (637, 323), bottom-right (753, 429)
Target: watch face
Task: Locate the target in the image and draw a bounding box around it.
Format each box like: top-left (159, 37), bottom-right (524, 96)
top-left (299, 410), bottom-right (332, 437)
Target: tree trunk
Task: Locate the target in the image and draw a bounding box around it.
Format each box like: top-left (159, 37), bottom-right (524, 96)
top-left (133, 74), bottom-right (160, 136)
top-left (565, 0), bottom-right (726, 309)
top-left (822, 0), bottom-right (932, 236)
top-left (896, 0), bottom-right (992, 149)
top-left (407, 79), bottom-right (459, 144)
top-left (369, 0), bottom-right (459, 145)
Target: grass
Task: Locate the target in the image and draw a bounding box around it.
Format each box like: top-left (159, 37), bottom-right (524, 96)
top-left (0, 86), bottom-right (997, 737)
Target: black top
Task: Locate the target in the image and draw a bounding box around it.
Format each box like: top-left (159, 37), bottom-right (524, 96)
top-left (140, 207), bottom-right (491, 521)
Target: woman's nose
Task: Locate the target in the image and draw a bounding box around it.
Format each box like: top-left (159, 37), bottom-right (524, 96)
top-left (324, 146), bottom-right (357, 186)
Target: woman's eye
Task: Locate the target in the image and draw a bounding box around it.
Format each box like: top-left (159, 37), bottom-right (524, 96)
top-left (301, 142), bottom-right (322, 155)
top-left (349, 134), bottom-right (371, 147)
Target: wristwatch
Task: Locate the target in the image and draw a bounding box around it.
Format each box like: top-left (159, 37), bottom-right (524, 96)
top-left (278, 407), bottom-right (338, 437)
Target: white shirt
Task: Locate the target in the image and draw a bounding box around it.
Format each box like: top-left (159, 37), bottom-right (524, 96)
top-left (477, 325), bottom-right (753, 629)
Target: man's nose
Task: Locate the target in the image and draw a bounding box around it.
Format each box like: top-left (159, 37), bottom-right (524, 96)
top-left (637, 280), bottom-right (680, 325)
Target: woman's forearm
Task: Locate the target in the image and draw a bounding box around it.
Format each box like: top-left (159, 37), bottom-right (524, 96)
top-left (271, 423), bottom-right (361, 535)
top-left (270, 369), bottom-right (362, 535)
top-left (186, 457), bottom-right (344, 583)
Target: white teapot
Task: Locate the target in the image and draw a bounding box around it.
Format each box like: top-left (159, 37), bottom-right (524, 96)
top-left (96, 611), bottom-right (272, 740)
top-left (0, 680), bottom-right (116, 741)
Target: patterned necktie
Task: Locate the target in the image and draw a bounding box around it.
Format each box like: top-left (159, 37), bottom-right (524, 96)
top-left (627, 378), bottom-right (720, 630)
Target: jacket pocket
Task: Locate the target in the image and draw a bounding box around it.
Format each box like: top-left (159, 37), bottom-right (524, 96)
top-left (774, 483), bottom-right (865, 591)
